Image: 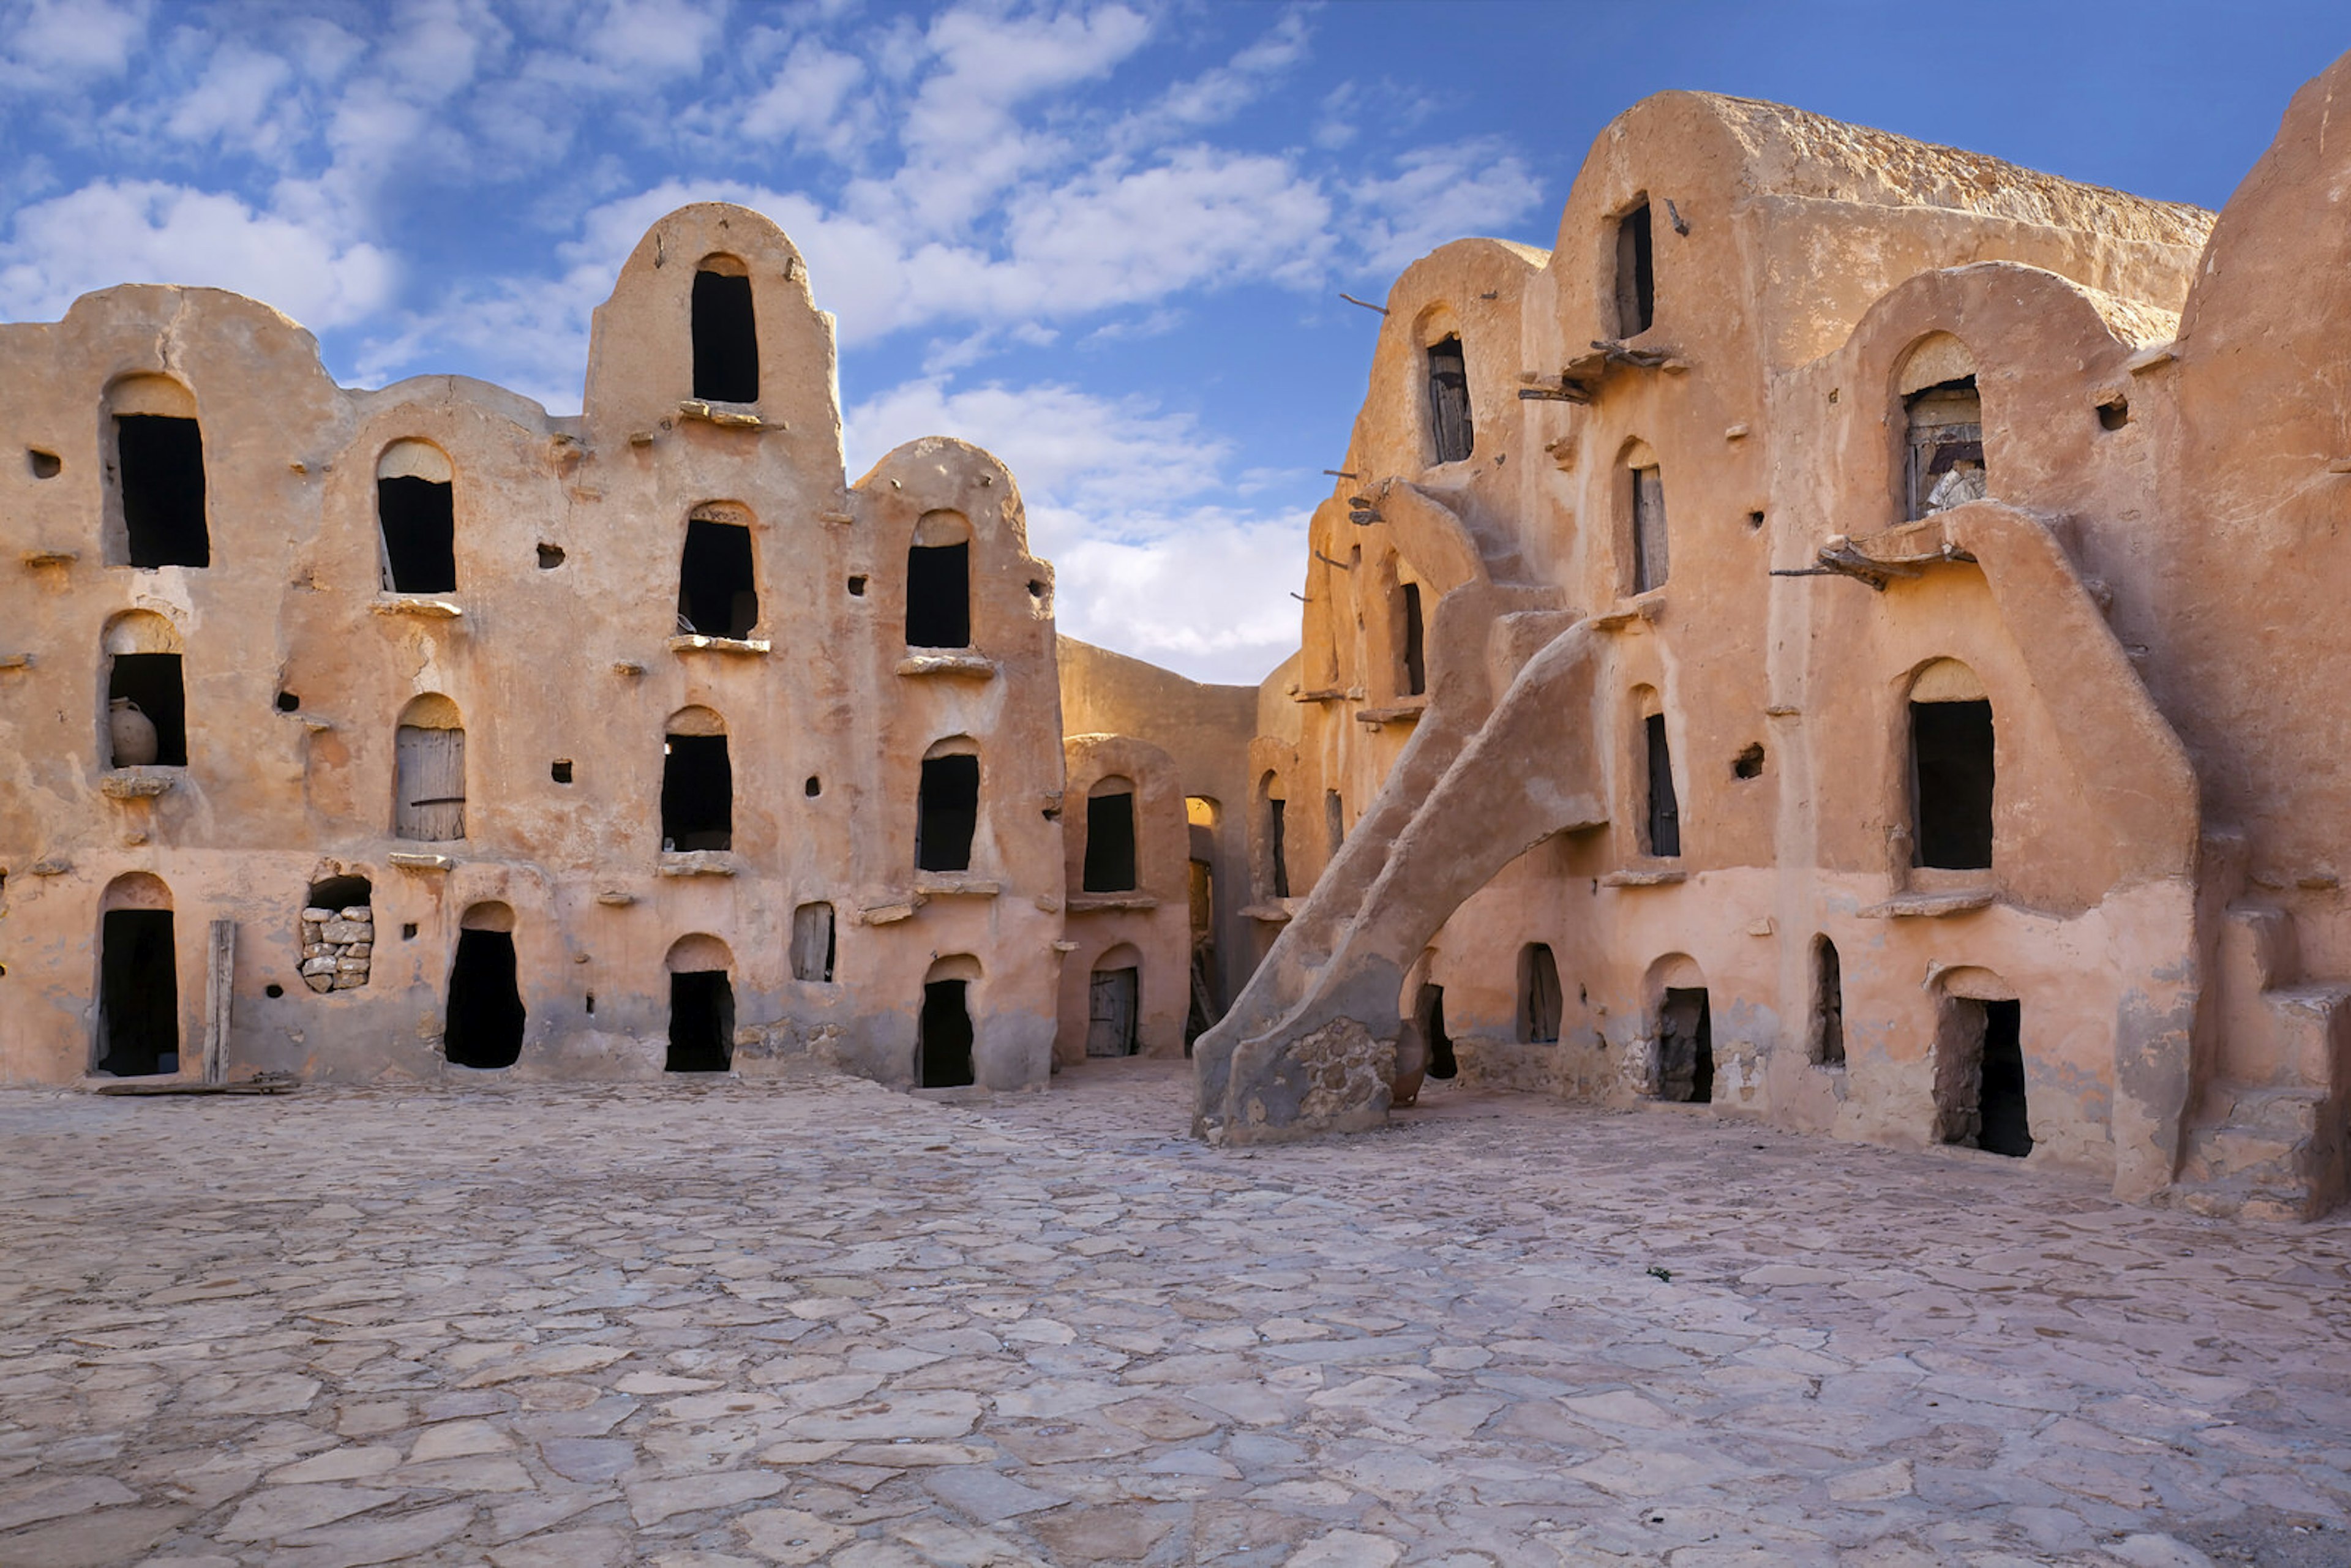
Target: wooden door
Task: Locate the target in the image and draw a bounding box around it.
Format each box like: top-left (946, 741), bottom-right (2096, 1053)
top-left (396, 724), bottom-right (465, 841)
top-left (1087, 967), bottom-right (1138, 1057)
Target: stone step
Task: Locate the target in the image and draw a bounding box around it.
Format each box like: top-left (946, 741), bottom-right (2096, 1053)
top-left (2198, 1079), bottom-right (2328, 1136)
top-left (2180, 1122), bottom-right (2308, 1185)
top-left (2165, 1176), bottom-right (2315, 1224)
top-left (2261, 982), bottom-right (2351, 1087)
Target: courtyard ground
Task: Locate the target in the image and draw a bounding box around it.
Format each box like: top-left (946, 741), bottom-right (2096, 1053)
top-left (0, 1060), bottom-right (2346, 1567)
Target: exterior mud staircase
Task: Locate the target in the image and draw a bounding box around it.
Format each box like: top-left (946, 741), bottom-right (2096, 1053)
top-left (2169, 902), bottom-right (2351, 1220)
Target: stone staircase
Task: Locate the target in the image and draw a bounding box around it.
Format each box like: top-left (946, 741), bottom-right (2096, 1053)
top-left (2168, 906), bottom-right (2351, 1220)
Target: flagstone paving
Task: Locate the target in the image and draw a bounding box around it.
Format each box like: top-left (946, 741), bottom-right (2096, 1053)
top-left (0, 1059), bottom-right (2345, 1566)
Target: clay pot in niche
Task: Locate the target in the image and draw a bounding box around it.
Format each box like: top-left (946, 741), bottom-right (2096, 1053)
top-left (108, 698), bottom-right (157, 768)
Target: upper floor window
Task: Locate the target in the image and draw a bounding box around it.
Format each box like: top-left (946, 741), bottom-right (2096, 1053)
top-left (678, 508), bottom-right (758, 638)
top-left (692, 254), bottom-right (759, 403)
top-left (1427, 336), bottom-right (1472, 465)
top-left (907, 511), bottom-right (972, 649)
top-left (1083, 776), bottom-right (1139, 893)
top-left (1899, 334), bottom-right (1985, 519)
top-left (918, 739), bottom-right (981, 872)
top-left (1622, 444), bottom-right (1668, 593)
top-left (662, 705), bottom-right (733, 853)
top-left (1614, 199), bottom-right (1654, 337)
top-left (106, 375), bottom-right (207, 569)
top-left (1399, 581), bottom-right (1427, 696)
top-left (378, 440), bottom-right (456, 594)
top-left (395, 694), bottom-right (467, 842)
top-left (102, 611), bottom-right (186, 769)
top-left (1642, 703), bottom-right (1680, 858)
top-left (1910, 659), bottom-right (1993, 870)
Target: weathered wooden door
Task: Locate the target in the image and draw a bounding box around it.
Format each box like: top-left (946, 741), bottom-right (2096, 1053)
top-left (1633, 466), bottom-right (1669, 591)
top-left (396, 724), bottom-right (465, 840)
top-left (1087, 967), bottom-right (1138, 1057)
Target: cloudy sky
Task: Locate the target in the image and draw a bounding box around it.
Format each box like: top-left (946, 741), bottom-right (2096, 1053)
top-left (1, 1), bottom-right (2342, 683)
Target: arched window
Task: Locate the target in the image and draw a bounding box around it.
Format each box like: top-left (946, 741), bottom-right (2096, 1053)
top-left (1259, 771), bottom-right (1289, 899)
top-left (105, 375), bottom-right (208, 568)
top-left (1427, 336), bottom-right (1472, 464)
top-left (97, 873), bottom-right (177, 1077)
top-left (102, 611), bottom-right (186, 768)
top-left (1623, 440), bottom-right (1668, 593)
top-left (377, 440), bottom-right (455, 593)
top-left (1398, 580), bottom-right (1427, 696)
top-left (677, 503), bottom-right (757, 638)
top-left (666, 933), bottom-right (735, 1072)
top-left (446, 901), bottom-right (523, 1069)
top-left (1082, 775), bottom-right (1138, 892)
top-left (1520, 943), bottom-right (1562, 1043)
top-left (1646, 955), bottom-right (1711, 1104)
top-left (1614, 198), bottom-right (1654, 337)
top-left (395, 694), bottom-right (465, 841)
top-left (691, 253), bottom-right (758, 403)
top-left (906, 510), bottom-right (972, 648)
top-left (1810, 935), bottom-right (1845, 1067)
top-left (791, 903), bottom-right (836, 983)
top-left (662, 705), bottom-right (732, 852)
top-left (1910, 660), bottom-right (1993, 869)
top-left (1634, 687), bottom-right (1679, 859)
top-left (918, 737), bottom-right (979, 872)
top-left (1900, 335), bottom-right (1985, 519)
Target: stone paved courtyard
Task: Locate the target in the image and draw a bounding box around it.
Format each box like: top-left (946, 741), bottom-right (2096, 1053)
top-left (1, 1062), bottom-right (2347, 1567)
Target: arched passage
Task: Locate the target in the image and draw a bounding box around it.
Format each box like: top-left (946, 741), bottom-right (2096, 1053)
top-left (666, 934), bottom-right (735, 1073)
top-left (1087, 943), bottom-right (1142, 1058)
top-left (1646, 953), bottom-right (1712, 1104)
top-left (96, 873), bottom-right (178, 1077)
top-left (444, 901), bottom-right (522, 1069)
top-left (102, 610), bottom-right (186, 768)
top-left (920, 955), bottom-right (978, 1087)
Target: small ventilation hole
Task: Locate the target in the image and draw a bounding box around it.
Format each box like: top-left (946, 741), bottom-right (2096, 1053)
top-left (27, 450), bottom-right (60, 479)
top-left (538, 543), bottom-right (566, 568)
top-left (265, 983), bottom-right (285, 998)
top-left (1733, 743), bottom-right (1764, 779)
top-left (276, 691), bottom-right (301, 713)
top-left (402, 923), bottom-right (418, 940)
top-left (804, 776), bottom-right (821, 797)
top-left (552, 759), bottom-right (574, 784)
top-left (2098, 397), bottom-right (2129, 432)
top-left (847, 575), bottom-right (867, 597)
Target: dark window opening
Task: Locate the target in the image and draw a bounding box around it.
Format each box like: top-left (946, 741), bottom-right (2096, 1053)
top-left (666, 970), bottom-right (735, 1072)
top-left (691, 270), bottom-right (759, 403)
top-left (919, 978), bottom-right (974, 1087)
top-left (395, 725), bottom-right (467, 841)
top-left (1913, 699), bottom-right (1994, 869)
top-left (1087, 966), bottom-right (1140, 1057)
top-left (662, 734), bottom-right (733, 852)
top-left (1026, 579), bottom-right (1047, 601)
top-left (97, 909), bottom-right (178, 1076)
top-left (906, 542), bottom-right (971, 648)
top-left (847, 574), bottom-right (868, 596)
top-left (585, 992), bottom-right (595, 1015)
top-left (1269, 798), bottom-right (1289, 899)
top-left (917, 754), bottom-right (980, 872)
top-left (1632, 465), bottom-right (1668, 592)
top-left (2098, 397), bottom-right (2129, 432)
top-left (1615, 202), bottom-right (1655, 337)
top-left (1657, 986), bottom-right (1712, 1103)
top-left (307, 874), bottom-right (370, 911)
top-left (1644, 712), bottom-right (1681, 858)
top-left (1811, 936), bottom-right (1845, 1068)
top-left (116, 415), bottom-right (208, 568)
top-left (28, 448), bottom-right (61, 479)
top-left (804, 775), bottom-right (821, 798)
top-left (1418, 983), bottom-right (1456, 1081)
top-left (1325, 790), bottom-right (1345, 857)
top-left (1400, 582), bottom-right (1427, 696)
top-left (378, 475), bottom-right (456, 594)
top-left (444, 929), bottom-right (523, 1070)
top-left (537, 543), bottom-right (565, 569)
top-left (1521, 943), bottom-right (1562, 1044)
top-left (792, 902), bottom-right (836, 983)
top-left (1733, 742), bottom-right (1764, 780)
top-left (1083, 791), bottom-right (1138, 892)
top-left (677, 519), bottom-right (758, 639)
top-left (1906, 377), bottom-right (1985, 519)
top-left (1427, 336), bottom-right (1472, 465)
top-left (551, 759), bottom-right (573, 784)
top-left (1935, 997), bottom-right (2030, 1157)
top-left (275, 691), bottom-right (300, 713)
top-left (401, 922), bottom-right (418, 940)
top-left (108, 653), bottom-right (186, 767)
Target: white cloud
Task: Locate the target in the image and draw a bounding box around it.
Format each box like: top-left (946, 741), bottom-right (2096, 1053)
top-left (0, 179), bottom-right (395, 330)
top-left (1347, 138), bottom-right (1546, 272)
top-left (739, 39), bottom-right (869, 153)
top-left (162, 44), bottom-right (302, 162)
top-left (0, 0), bottom-right (147, 88)
top-left (580, 0), bottom-right (724, 82)
top-left (847, 374), bottom-right (1305, 685)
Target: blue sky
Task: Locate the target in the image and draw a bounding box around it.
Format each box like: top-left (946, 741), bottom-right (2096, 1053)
top-left (2, 1), bottom-right (2344, 683)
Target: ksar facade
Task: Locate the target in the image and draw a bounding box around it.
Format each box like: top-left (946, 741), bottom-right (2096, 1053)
top-left (1198, 53), bottom-right (2351, 1222)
